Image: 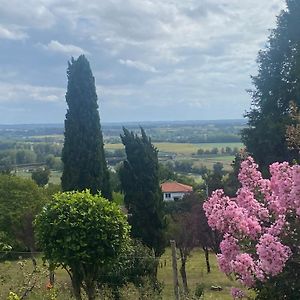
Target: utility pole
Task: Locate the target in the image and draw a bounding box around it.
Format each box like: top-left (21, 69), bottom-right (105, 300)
top-left (170, 240), bottom-right (179, 300)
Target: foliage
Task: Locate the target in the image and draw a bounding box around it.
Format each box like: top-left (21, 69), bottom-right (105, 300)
top-left (0, 175), bottom-right (47, 251)
top-left (202, 163), bottom-right (224, 197)
top-left (45, 154), bottom-right (63, 171)
top-left (61, 55), bottom-right (111, 199)
top-left (31, 167), bottom-right (50, 187)
top-left (204, 156), bottom-right (300, 299)
top-left (223, 150), bottom-right (248, 197)
top-left (166, 193), bottom-right (221, 282)
top-left (7, 292), bottom-right (20, 300)
top-left (97, 239), bottom-right (162, 299)
top-left (286, 101), bottom-right (300, 151)
top-left (35, 190), bottom-right (130, 300)
top-left (242, 1), bottom-right (300, 174)
top-left (120, 127), bottom-right (166, 257)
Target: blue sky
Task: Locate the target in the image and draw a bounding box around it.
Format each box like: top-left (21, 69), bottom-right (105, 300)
top-left (0, 0), bottom-right (285, 124)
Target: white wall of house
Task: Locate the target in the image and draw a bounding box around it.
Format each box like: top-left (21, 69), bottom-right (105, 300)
top-left (163, 192), bottom-right (188, 201)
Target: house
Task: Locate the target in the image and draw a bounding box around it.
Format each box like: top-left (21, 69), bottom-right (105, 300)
top-left (160, 181), bottom-right (193, 201)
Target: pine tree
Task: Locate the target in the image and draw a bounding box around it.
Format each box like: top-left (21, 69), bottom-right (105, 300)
top-left (242, 0), bottom-right (300, 174)
top-left (120, 127), bottom-right (165, 257)
top-left (61, 55), bottom-right (111, 199)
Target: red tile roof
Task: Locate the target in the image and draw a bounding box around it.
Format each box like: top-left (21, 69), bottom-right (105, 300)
top-left (160, 181), bottom-right (193, 193)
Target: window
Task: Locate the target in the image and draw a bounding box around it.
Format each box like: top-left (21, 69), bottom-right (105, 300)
top-left (165, 193), bottom-right (171, 198)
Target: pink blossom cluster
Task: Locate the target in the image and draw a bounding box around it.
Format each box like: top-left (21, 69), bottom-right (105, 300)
top-left (204, 189), bottom-right (262, 239)
top-left (203, 156), bottom-right (297, 289)
top-left (231, 288), bottom-right (246, 299)
top-left (256, 233), bottom-right (291, 276)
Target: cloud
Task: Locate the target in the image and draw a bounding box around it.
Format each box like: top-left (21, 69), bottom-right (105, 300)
top-left (0, 82), bottom-right (65, 103)
top-left (0, 24), bottom-right (28, 40)
top-left (119, 59), bottom-right (158, 73)
top-left (0, 0), bottom-right (288, 123)
top-left (42, 40), bottom-right (89, 56)
top-left (0, 1), bottom-right (56, 29)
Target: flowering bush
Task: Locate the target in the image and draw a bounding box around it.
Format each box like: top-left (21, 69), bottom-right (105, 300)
top-left (204, 157), bottom-right (300, 299)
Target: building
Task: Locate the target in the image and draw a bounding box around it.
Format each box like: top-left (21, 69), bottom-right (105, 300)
top-left (160, 181), bottom-right (193, 201)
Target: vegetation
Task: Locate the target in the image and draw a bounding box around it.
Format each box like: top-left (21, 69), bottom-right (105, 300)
top-left (61, 55), bottom-right (111, 199)
top-left (35, 190), bottom-right (130, 300)
top-left (0, 175), bottom-right (47, 252)
top-left (31, 167), bottom-right (50, 187)
top-left (242, 0), bottom-right (300, 174)
top-left (0, 248), bottom-right (250, 300)
top-left (205, 156), bottom-right (300, 299)
top-left (120, 128), bottom-right (166, 258)
top-left (2, 3), bottom-right (300, 297)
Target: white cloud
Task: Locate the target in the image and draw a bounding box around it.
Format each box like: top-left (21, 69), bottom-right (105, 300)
top-left (0, 0), bottom-right (289, 122)
top-left (119, 59), bottom-right (158, 73)
top-left (0, 24), bottom-right (27, 40)
top-left (42, 40), bottom-right (89, 56)
top-left (0, 82), bottom-right (65, 103)
top-left (0, 1), bottom-right (56, 29)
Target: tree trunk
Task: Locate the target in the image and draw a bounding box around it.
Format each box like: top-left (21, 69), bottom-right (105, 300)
top-left (71, 273), bottom-right (82, 300)
top-left (203, 246), bottom-right (211, 273)
top-left (179, 248), bottom-right (188, 295)
top-left (84, 279), bottom-right (96, 300)
top-left (49, 261), bottom-right (55, 286)
top-left (29, 247), bottom-right (37, 269)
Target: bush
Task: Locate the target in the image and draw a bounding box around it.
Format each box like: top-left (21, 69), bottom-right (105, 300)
top-left (35, 190), bottom-right (131, 300)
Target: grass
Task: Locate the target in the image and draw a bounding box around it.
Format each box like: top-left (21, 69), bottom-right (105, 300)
top-left (158, 248), bottom-right (251, 300)
top-left (15, 169), bottom-right (62, 185)
top-left (0, 249), bottom-right (252, 300)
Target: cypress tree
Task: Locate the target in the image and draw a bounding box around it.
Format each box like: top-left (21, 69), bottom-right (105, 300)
top-left (61, 55), bottom-right (111, 199)
top-left (120, 127), bottom-right (166, 257)
top-left (242, 1), bottom-right (300, 174)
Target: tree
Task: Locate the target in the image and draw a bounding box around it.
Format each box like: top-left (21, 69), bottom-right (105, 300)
top-left (242, 1), bottom-right (300, 174)
top-left (98, 239), bottom-right (161, 300)
top-left (204, 156), bottom-right (300, 299)
top-left (61, 55), bottom-right (111, 199)
top-left (223, 150), bottom-right (248, 197)
top-left (167, 212), bottom-right (194, 295)
top-left (31, 167), bottom-right (50, 186)
top-left (35, 190), bottom-right (130, 300)
top-left (166, 192), bottom-right (221, 285)
top-left (286, 101), bottom-right (300, 152)
top-left (0, 175), bottom-right (47, 254)
top-left (202, 164), bottom-right (224, 197)
top-left (120, 127), bottom-right (166, 258)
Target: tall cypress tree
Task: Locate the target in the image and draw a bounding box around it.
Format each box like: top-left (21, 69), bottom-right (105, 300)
top-left (242, 0), bottom-right (300, 174)
top-left (61, 55), bottom-right (111, 199)
top-left (120, 127), bottom-right (165, 257)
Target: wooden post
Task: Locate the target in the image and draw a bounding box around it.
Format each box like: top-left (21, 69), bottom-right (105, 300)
top-left (170, 240), bottom-right (179, 300)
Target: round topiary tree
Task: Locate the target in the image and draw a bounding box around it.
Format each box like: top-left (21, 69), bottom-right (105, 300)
top-left (35, 190), bottom-right (130, 300)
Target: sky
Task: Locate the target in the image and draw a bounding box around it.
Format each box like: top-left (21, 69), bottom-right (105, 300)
top-left (0, 0), bottom-right (286, 124)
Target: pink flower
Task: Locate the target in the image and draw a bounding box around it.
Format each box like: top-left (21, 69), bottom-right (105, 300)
top-left (231, 287), bottom-right (245, 299)
top-left (203, 156), bottom-right (298, 292)
top-left (256, 234), bottom-right (291, 276)
top-left (232, 253), bottom-right (256, 286)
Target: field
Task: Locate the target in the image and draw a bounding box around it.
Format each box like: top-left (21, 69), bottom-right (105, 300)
top-left (0, 249), bottom-right (252, 300)
top-left (105, 142), bottom-right (243, 172)
top-left (15, 169), bottom-right (62, 185)
top-left (105, 142), bottom-right (244, 154)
